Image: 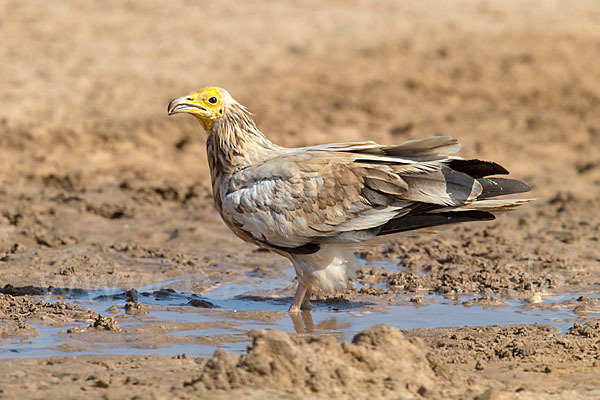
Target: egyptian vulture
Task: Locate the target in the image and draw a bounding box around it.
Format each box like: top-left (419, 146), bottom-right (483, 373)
top-left (168, 87), bottom-right (531, 312)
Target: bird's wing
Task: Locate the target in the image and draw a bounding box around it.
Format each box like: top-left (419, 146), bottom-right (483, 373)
top-left (222, 151), bottom-right (408, 251)
top-left (302, 136), bottom-right (462, 162)
top-left (221, 137), bottom-right (484, 253)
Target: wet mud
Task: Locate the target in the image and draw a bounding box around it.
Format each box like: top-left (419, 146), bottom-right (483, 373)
top-left (1, 0), bottom-right (599, 398)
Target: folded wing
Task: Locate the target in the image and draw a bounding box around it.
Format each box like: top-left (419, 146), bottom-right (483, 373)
top-left (222, 137), bottom-right (531, 255)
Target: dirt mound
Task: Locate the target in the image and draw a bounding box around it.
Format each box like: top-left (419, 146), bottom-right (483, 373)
top-left (186, 325), bottom-right (444, 398)
top-left (0, 292), bottom-right (121, 337)
top-left (567, 322), bottom-right (600, 339)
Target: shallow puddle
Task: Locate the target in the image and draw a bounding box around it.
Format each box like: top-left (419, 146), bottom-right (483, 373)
top-left (1, 265), bottom-right (598, 359)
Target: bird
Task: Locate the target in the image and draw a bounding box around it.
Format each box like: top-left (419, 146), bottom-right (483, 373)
top-left (167, 87), bottom-right (531, 312)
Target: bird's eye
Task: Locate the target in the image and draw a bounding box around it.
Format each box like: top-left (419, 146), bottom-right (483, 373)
top-left (208, 96), bottom-right (218, 105)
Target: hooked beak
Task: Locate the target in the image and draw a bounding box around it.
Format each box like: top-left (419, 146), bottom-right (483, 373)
top-left (167, 97), bottom-right (207, 116)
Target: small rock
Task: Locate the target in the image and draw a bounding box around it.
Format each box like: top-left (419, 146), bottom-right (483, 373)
top-left (89, 315), bottom-right (121, 331)
top-left (94, 379), bottom-right (109, 388)
top-left (125, 301), bottom-right (148, 315)
top-left (576, 296), bottom-right (591, 303)
top-left (187, 299), bottom-right (215, 308)
top-left (125, 288), bottom-right (139, 302)
top-left (65, 326), bottom-right (87, 334)
top-left (567, 322), bottom-right (600, 338)
top-left (527, 293), bottom-right (543, 303)
top-left (107, 305), bottom-right (120, 314)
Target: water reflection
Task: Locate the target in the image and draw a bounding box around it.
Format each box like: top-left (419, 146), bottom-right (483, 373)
top-left (290, 311), bottom-right (354, 341)
top-left (290, 311), bottom-right (314, 333)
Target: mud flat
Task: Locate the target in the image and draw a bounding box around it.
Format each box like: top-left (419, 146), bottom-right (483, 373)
top-left (1, 0), bottom-right (599, 398)
top-left (2, 319), bottom-right (600, 399)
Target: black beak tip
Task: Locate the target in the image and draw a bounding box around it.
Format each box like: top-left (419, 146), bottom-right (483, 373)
top-left (167, 99), bottom-right (176, 115)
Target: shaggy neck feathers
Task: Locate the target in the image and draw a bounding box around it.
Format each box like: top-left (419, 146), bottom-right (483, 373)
top-left (206, 101), bottom-right (275, 177)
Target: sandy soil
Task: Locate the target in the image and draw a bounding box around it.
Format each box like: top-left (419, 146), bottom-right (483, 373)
top-left (0, 0), bottom-right (599, 398)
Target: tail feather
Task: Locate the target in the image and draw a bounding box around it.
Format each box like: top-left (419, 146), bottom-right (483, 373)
top-left (373, 157), bottom-right (532, 236)
top-left (443, 198), bottom-right (534, 213)
top-left (477, 177), bottom-right (531, 199)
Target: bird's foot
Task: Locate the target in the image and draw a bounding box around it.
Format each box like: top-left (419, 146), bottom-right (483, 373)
top-left (288, 304), bottom-right (301, 313)
top-left (289, 283), bottom-right (308, 313)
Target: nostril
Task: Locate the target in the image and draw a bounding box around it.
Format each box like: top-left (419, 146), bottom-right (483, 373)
top-left (186, 97), bottom-right (193, 101)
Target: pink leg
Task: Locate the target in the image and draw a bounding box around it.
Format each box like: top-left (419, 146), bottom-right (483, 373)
top-left (289, 283), bottom-right (308, 313)
top-left (300, 288), bottom-right (312, 310)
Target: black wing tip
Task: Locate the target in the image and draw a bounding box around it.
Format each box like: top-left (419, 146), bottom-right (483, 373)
top-left (462, 210), bottom-right (496, 220)
top-left (377, 210), bottom-right (496, 236)
top-left (449, 159), bottom-right (509, 178)
top-left (435, 210), bottom-right (496, 221)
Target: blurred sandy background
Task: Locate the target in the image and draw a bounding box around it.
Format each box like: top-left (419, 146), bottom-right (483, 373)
top-left (0, 1), bottom-right (599, 398)
top-left (2, 0), bottom-right (599, 193)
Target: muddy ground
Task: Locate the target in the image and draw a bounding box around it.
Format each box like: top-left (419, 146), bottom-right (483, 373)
top-left (0, 0), bottom-right (599, 398)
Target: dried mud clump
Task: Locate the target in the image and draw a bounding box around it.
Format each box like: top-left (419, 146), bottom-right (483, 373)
top-left (185, 325), bottom-right (445, 398)
top-left (0, 294), bottom-right (90, 322)
top-left (0, 284), bottom-right (47, 297)
top-left (88, 315), bottom-right (121, 331)
top-left (124, 300), bottom-right (148, 315)
top-left (0, 292), bottom-right (124, 337)
top-left (0, 293), bottom-right (98, 337)
top-left (567, 322), bottom-right (600, 338)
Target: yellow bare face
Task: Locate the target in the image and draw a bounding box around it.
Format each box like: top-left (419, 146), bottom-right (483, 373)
top-left (168, 87), bottom-right (226, 131)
